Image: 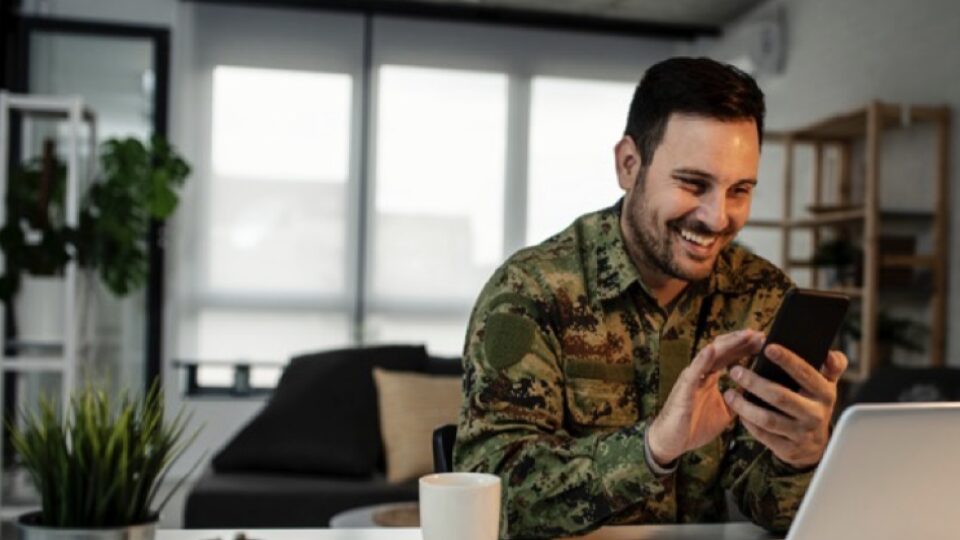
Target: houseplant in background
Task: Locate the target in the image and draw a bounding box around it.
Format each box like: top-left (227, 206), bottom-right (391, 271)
top-left (0, 134), bottom-right (190, 338)
top-left (75, 135), bottom-right (190, 297)
top-left (811, 237), bottom-right (862, 287)
top-left (0, 139), bottom-right (72, 342)
top-left (842, 309), bottom-right (928, 366)
top-left (9, 383), bottom-right (201, 540)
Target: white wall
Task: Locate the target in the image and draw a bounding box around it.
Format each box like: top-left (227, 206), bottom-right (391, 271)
top-left (700, 0), bottom-right (960, 365)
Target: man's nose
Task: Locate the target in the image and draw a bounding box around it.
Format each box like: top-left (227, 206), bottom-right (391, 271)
top-left (698, 192), bottom-right (729, 233)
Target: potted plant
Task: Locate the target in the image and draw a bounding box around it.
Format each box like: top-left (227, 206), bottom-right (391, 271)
top-left (0, 134), bottom-right (189, 339)
top-left (842, 309), bottom-right (928, 366)
top-left (9, 383), bottom-right (200, 540)
top-left (76, 135), bottom-right (190, 296)
top-left (0, 139), bottom-right (72, 342)
top-left (811, 237), bottom-right (863, 286)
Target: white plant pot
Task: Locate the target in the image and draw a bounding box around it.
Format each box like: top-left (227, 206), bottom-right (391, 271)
top-left (17, 276), bottom-right (66, 344)
top-left (17, 512), bottom-right (157, 540)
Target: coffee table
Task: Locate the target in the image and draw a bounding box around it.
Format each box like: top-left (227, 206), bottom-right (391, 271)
top-left (158, 522), bottom-right (779, 540)
top-left (328, 502), bottom-right (419, 528)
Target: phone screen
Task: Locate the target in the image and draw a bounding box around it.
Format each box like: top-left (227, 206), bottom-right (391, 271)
top-left (744, 288), bottom-right (850, 411)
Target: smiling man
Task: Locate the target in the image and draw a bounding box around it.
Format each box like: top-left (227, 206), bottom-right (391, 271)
top-left (454, 57), bottom-right (848, 539)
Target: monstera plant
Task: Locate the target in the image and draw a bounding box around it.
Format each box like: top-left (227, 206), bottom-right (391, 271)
top-left (77, 135), bottom-right (190, 296)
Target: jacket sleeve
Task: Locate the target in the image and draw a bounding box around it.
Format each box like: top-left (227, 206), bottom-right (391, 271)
top-left (721, 423), bottom-right (815, 533)
top-left (453, 263), bottom-right (672, 540)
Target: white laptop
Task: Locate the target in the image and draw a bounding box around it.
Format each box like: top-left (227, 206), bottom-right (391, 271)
top-left (787, 403), bottom-right (960, 540)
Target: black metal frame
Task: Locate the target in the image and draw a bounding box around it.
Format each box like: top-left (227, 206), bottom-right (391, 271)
top-left (13, 16), bottom-right (171, 390)
top-left (0, 0), bottom-right (20, 90)
top-left (186, 0), bottom-right (720, 40)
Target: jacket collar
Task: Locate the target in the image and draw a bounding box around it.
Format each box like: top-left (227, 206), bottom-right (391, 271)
top-left (588, 199), bottom-right (753, 303)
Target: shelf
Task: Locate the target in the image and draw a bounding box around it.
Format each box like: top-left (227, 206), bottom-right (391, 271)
top-left (787, 281), bottom-right (933, 300)
top-left (744, 218), bottom-right (784, 228)
top-left (880, 210), bottom-right (936, 222)
top-left (747, 207), bottom-right (935, 230)
top-left (788, 255), bottom-right (934, 269)
top-left (762, 100), bottom-right (950, 379)
top-left (173, 358), bottom-right (284, 368)
top-left (806, 205), bottom-right (934, 222)
top-left (0, 92), bottom-right (100, 513)
top-left (5, 340), bottom-right (63, 356)
top-left (806, 204), bottom-right (860, 214)
top-left (791, 209), bottom-right (867, 227)
top-left (3, 93), bottom-right (96, 122)
top-left (0, 358), bottom-right (66, 373)
top-left (747, 208), bottom-right (866, 228)
top-left (881, 254), bottom-right (935, 269)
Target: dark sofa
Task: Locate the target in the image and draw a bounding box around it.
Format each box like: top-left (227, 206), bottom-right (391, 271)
top-left (183, 345), bottom-right (463, 528)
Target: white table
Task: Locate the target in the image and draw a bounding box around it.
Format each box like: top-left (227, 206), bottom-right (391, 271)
top-left (158, 523), bottom-right (779, 540)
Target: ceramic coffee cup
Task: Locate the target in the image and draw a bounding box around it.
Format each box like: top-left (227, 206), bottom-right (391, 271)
top-left (419, 472), bottom-right (501, 540)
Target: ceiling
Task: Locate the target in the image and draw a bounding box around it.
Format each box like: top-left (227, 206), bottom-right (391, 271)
top-left (194, 0), bottom-right (769, 36)
top-left (384, 0), bottom-right (768, 27)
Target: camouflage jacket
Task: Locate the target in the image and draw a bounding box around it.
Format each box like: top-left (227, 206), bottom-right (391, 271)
top-left (454, 201), bottom-right (814, 539)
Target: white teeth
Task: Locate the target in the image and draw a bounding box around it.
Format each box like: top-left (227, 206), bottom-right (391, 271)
top-left (679, 228), bottom-right (716, 247)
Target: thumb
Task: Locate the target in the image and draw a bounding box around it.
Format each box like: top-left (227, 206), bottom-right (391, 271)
top-left (821, 351), bottom-right (848, 383)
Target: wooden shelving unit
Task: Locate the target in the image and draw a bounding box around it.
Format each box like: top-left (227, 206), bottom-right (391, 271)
top-left (747, 101), bottom-right (951, 381)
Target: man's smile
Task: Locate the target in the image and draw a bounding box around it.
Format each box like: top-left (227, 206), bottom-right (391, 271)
top-left (677, 226), bottom-right (717, 248)
top-left (669, 223), bottom-right (722, 262)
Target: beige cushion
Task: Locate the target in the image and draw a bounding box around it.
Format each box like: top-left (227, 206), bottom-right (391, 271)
top-left (372, 368), bottom-right (462, 483)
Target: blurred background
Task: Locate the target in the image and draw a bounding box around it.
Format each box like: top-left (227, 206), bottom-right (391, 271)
top-left (0, 0), bottom-right (958, 531)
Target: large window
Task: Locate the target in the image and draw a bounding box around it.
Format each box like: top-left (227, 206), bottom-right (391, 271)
top-left (188, 68), bottom-right (638, 386)
top-left (366, 66), bottom-right (508, 353)
top-left (175, 6), bottom-right (670, 392)
top-left (197, 66), bottom-right (354, 386)
top-left (526, 77), bottom-right (635, 245)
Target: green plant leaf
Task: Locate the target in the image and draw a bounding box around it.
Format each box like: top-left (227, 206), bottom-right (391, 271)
top-left (9, 382), bottom-right (200, 527)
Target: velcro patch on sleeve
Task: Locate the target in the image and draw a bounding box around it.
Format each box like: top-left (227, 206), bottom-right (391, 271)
top-left (483, 312), bottom-right (538, 371)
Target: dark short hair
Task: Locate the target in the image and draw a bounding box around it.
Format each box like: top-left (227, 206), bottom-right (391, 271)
top-left (624, 57), bottom-right (765, 166)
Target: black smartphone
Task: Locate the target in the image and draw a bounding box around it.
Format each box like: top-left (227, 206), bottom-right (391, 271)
top-left (744, 288), bottom-right (850, 412)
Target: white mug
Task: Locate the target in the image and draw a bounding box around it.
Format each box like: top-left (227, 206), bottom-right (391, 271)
top-left (419, 472), bottom-right (501, 540)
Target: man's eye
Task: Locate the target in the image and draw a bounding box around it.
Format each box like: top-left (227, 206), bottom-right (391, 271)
top-left (679, 178), bottom-right (707, 193)
top-left (731, 186), bottom-right (754, 197)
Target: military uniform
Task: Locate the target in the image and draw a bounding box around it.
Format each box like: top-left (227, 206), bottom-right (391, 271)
top-left (454, 200), bottom-right (814, 539)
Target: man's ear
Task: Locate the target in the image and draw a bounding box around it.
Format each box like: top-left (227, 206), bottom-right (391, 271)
top-left (614, 135), bottom-right (643, 191)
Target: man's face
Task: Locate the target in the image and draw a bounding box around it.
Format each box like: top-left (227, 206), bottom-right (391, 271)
top-left (617, 114), bottom-right (760, 283)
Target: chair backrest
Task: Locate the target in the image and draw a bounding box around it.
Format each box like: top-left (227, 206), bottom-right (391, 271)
top-left (432, 424), bottom-right (457, 473)
top-left (850, 366), bottom-right (960, 403)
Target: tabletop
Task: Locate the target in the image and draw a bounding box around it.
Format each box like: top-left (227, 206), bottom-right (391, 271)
top-left (158, 523), bottom-right (780, 540)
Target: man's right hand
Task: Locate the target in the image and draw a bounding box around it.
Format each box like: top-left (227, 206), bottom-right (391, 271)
top-left (647, 329), bottom-right (765, 467)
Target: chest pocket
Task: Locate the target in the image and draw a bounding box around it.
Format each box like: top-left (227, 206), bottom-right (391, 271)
top-left (564, 359), bottom-right (639, 429)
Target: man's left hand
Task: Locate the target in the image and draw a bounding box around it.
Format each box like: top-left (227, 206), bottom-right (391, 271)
top-left (723, 345), bottom-right (848, 469)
